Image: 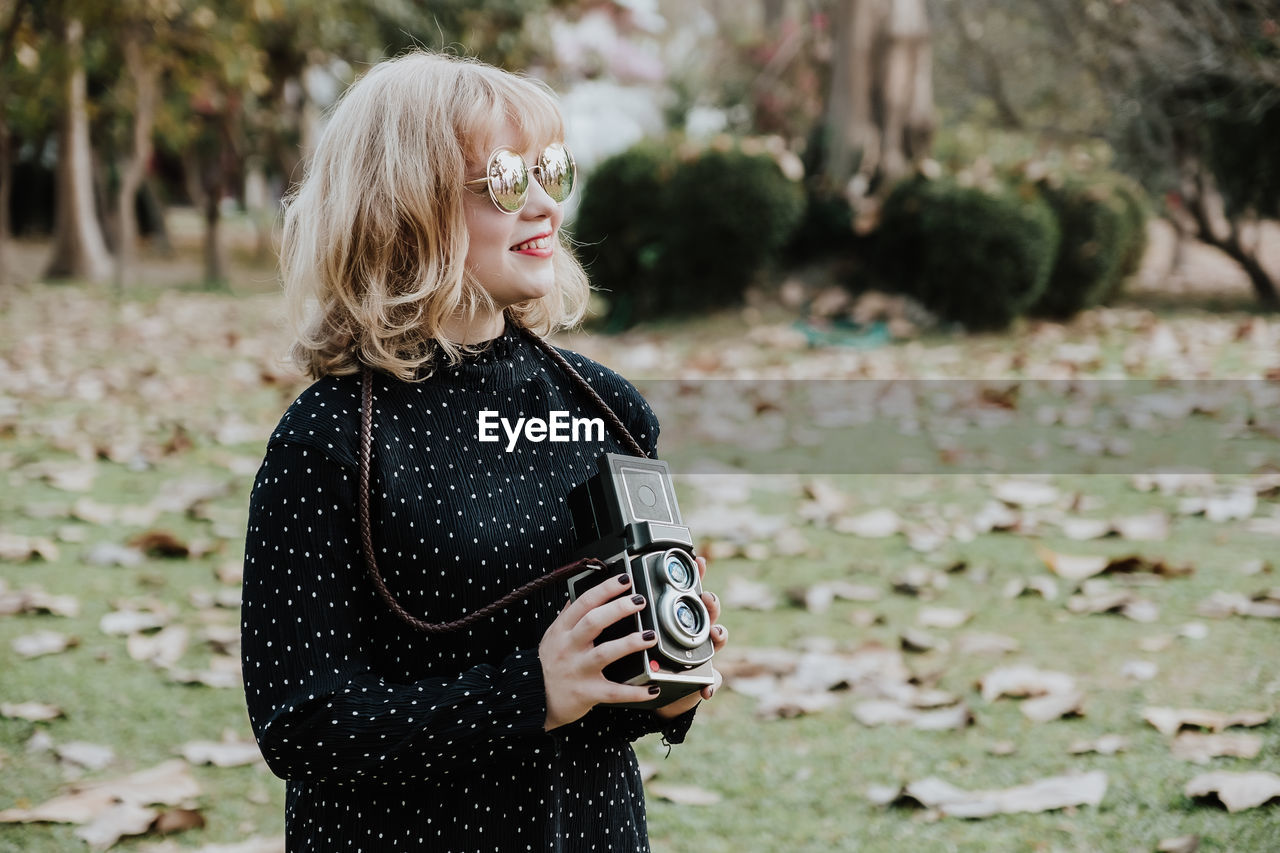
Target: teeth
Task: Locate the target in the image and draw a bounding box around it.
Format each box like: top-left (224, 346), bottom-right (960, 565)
top-left (513, 235), bottom-right (552, 251)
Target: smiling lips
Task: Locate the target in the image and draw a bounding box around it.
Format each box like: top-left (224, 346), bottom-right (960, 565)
top-left (511, 232), bottom-right (554, 256)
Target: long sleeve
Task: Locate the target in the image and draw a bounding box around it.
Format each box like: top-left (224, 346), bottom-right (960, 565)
top-left (241, 441), bottom-right (551, 783)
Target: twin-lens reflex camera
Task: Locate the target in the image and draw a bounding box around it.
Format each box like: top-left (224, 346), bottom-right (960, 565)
top-left (566, 453), bottom-right (715, 709)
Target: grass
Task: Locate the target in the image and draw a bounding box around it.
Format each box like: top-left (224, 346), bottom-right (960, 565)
top-left (2, 276), bottom-right (1279, 851)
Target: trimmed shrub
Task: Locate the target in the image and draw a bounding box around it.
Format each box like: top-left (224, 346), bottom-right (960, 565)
top-left (573, 142), bottom-right (804, 327)
top-left (656, 147), bottom-right (805, 312)
top-left (874, 177), bottom-right (1060, 331)
top-left (1029, 180), bottom-right (1130, 319)
top-left (1102, 176), bottom-right (1150, 302)
top-left (571, 144), bottom-right (675, 328)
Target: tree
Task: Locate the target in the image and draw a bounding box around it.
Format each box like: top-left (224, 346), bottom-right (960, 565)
top-left (1032, 0), bottom-right (1280, 306)
top-left (45, 2), bottom-right (113, 282)
top-left (823, 0), bottom-right (934, 201)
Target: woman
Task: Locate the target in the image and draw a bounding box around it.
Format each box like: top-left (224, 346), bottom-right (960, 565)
top-left (241, 51), bottom-right (726, 851)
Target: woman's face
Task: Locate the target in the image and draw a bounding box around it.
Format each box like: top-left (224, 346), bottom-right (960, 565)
top-left (462, 124), bottom-right (565, 311)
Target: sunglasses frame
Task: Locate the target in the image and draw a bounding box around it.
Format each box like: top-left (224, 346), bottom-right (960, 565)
top-left (463, 143), bottom-right (576, 215)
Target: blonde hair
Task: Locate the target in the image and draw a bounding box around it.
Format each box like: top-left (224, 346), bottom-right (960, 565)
top-left (281, 51), bottom-right (591, 380)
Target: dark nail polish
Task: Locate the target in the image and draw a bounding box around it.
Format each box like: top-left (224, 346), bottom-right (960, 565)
top-left (642, 630), bottom-right (656, 641)
top-left (617, 574), bottom-right (631, 585)
top-left (631, 594), bottom-right (645, 606)
top-left (648, 685), bottom-right (662, 695)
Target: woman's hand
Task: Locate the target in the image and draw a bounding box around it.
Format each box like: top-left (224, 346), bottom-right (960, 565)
top-left (655, 554), bottom-right (726, 720)
top-left (540, 573), bottom-right (662, 731)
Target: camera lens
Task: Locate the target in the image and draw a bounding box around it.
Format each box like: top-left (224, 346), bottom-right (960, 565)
top-left (662, 550), bottom-right (695, 590)
top-left (674, 600), bottom-right (699, 633)
top-left (658, 591), bottom-right (711, 649)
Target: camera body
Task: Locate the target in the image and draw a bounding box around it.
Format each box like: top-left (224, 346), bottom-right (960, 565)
top-left (566, 453), bottom-right (714, 709)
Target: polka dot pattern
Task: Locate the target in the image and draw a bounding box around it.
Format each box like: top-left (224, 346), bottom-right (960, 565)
top-left (242, 324), bottom-right (696, 850)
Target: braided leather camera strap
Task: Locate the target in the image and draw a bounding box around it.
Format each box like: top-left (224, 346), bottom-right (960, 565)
top-left (356, 325), bottom-right (648, 634)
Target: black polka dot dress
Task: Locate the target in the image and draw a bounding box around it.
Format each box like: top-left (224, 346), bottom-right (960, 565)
top-left (241, 324), bottom-right (696, 851)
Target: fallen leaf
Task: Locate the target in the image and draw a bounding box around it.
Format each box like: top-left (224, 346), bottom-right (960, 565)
top-left (0, 759), bottom-right (200, 824)
top-left (1036, 547), bottom-right (1109, 582)
top-left (12, 630), bottom-right (77, 658)
top-left (1068, 734), bottom-right (1128, 756)
top-left (979, 665), bottom-right (1075, 702)
top-left (1021, 689), bottom-right (1085, 723)
top-left (56, 742), bottom-right (116, 771)
top-left (1121, 660), bottom-right (1158, 681)
top-left (75, 801), bottom-right (157, 849)
top-left (1171, 732), bottom-right (1263, 764)
top-left (1197, 590), bottom-right (1280, 619)
top-left (993, 480), bottom-right (1059, 507)
top-left (0, 532), bottom-right (60, 562)
top-left (1111, 512), bottom-right (1171, 541)
top-left (954, 633), bottom-right (1020, 656)
top-left (100, 609), bottom-right (168, 636)
top-left (1156, 836), bottom-right (1199, 853)
top-left (128, 626), bottom-right (190, 668)
top-left (179, 739), bottom-right (261, 768)
top-left (1142, 707), bottom-right (1271, 737)
top-left (917, 607), bottom-right (971, 629)
top-left (1, 702), bottom-right (64, 722)
top-left (128, 531), bottom-right (190, 558)
top-left (874, 770), bottom-right (1107, 818)
top-left (83, 543), bottom-right (145, 567)
top-left (151, 807), bottom-right (206, 835)
top-left (1184, 770), bottom-right (1280, 812)
top-left (723, 578), bottom-right (778, 611)
top-left (835, 508), bottom-right (901, 538)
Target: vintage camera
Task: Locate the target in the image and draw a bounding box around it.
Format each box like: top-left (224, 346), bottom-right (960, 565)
top-left (566, 453), bottom-right (715, 709)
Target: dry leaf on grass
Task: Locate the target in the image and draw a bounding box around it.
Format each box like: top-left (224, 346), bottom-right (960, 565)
top-left (12, 630), bottom-right (78, 658)
top-left (1142, 707), bottom-right (1271, 736)
top-left (1156, 836), bottom-right (1199, 853)
top-left (1, 701), bottom-right (64, 721)
top-left (0, 585), bottom-right (81, 617)
top-left (1002, 576), bottom-right (1060, 601)
top-left (870, 770), bottom-right (1107, 818)
top-left (75, 801), bottom-right (158, 849)
top-left (1021, 689), bottom-right (1085, 723)
top-left (1197, 589), bottom-right (1280, 619)
top-left (835, 508), bottom-right (901, 538)
top-left (852, 700), bottom-right (972, 731)
top-left (1184, 771), bottom-right (1280, 812)
top-left (993, 480), bottom-right (1060, 508)
top-left (916, 607), bottom-right (971, 629)
top-left (128, 626), bottom-right (190, 668)
top-left (0, 759), bottom-right (200, 824)
top-left (1170, 732), bottom-right (1263, 764)
top-left (954, 633), bottom-right (1020, 656)
top-left (0, 532), bottom-right (60, 562)
top-left (139, 836), bottom-right (285, 853)
top-left (723, 578), bottom-right (778, 611)
top-left (100, 609), bottom-right (169, 636)
top-left (179, 739), bottom-right (262, 768)
top-left (56, 742), bottom-right (116, 771)
top-left (979, 665), bottom-right (1075, 702)
top-left (647, 783), bottom-right (722, 806)
top-left (127, 531), bottom-right (190, 558)
top-left (1068, 735), bottom-right (1128, 756)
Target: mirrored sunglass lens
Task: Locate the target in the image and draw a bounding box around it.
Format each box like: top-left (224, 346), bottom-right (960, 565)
top-left (537, 144), bottom-right (575, 202)
top-left (488, 149), bottom-right (529, 212)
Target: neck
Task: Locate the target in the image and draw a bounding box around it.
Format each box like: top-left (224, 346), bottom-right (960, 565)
top-left (439, 309), bottom-right (505, 346)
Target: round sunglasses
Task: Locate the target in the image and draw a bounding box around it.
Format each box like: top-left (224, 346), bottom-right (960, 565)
top-left (464, 143), bottom-right (577, 214)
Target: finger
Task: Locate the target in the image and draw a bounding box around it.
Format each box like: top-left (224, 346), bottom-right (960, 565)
top-left (700, 667), bottom-right (723, 700)
top-left (591, 628), bottom-right (658, 668)
top-left (701, 589), bottom-right (720, 624)
top-left (572, 592), bottom-right (647, 643)
top-left (696, 554), bottom-right (708, 581)
top-left (559, 570), bottom-right (632, 629)
top-left (595, 680), bottom-right (665, 706)
top-left (710, 623), bottom-right (728, 650)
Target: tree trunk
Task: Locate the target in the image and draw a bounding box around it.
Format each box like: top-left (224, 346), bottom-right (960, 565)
top-left (46, 16), bottom-right (112, 282)
top-left (113, 30), bottom-right (160, 291)
top-left (1182, 164), bottom-right (1279, 308)
top-left (824, 0), bottom-right (934, 199)
top-left (203, 193), bottom-right (227, 287)
top-left (0, 124), bottom-right (10, 287)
